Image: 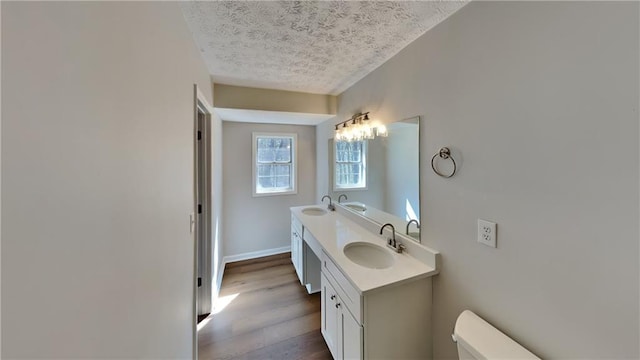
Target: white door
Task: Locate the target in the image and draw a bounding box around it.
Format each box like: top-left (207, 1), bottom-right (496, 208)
top-left (321, 274), bottom-right (339, 358)
top-left (341, 309), bottom-right (363, 360)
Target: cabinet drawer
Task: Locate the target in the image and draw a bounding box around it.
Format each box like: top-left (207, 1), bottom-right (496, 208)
top-left (322, 251), bottom-right (362, 324)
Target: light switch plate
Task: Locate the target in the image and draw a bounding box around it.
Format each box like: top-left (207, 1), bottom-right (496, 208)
top-left (478, 219), bottom-right (497, 248)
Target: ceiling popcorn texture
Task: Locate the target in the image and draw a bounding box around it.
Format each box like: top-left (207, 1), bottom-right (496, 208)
top-left (181, 1), bottom-right (468, 95)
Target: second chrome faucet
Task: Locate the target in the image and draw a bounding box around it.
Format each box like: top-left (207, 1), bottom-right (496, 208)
top-left (406, 219), bottom-right (420, 235)
top-left (380, 223), bottom-right (405, 253)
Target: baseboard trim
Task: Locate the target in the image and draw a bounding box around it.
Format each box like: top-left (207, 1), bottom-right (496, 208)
top-left (223, 246), bottom-right (291, 264)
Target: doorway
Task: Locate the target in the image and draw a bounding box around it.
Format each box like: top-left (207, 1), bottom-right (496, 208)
top-left (193, 85), bottom-right (213, 333)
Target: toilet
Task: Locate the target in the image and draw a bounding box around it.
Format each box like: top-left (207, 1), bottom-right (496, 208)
top-left (452, 310), bottom-right (540, 359)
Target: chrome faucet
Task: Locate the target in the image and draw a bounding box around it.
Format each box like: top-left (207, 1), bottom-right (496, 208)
top-left (406, 219), bottom-right (421, 235)
top-left (380, 223), bottom-right (405, 253)
top-left (321, 195), bottom-right (335, 211)
top-left (338, 194), bottom-right (348, 203)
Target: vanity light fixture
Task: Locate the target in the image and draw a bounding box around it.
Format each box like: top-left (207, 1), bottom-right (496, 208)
top-left (334, 112), bottom-right (382, 142)
top-left (376, 124), bottom-right (388, 137)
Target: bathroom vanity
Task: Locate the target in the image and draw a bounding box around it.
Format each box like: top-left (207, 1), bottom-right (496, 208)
top-left (290, 205), bottom-right (439, 359)
top-left (291, 213), bottom-right (321, 293)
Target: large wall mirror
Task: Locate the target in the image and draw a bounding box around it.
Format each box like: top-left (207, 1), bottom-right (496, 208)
top-left (329, 116), bottom-right (421, 242)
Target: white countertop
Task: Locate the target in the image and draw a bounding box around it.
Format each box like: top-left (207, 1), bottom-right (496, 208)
top-left (291, 205), bottom-right (438, 295)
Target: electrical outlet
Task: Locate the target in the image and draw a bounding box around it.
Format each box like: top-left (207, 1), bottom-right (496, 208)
top-left (477, 219), bottom-right (497, 248)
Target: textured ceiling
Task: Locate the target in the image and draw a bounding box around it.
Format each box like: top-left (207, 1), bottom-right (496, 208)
top-left (181, 1), bottom-right (467, 95)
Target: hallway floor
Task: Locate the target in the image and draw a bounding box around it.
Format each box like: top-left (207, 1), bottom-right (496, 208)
top-left (197, 253), bottom-right (332, 360)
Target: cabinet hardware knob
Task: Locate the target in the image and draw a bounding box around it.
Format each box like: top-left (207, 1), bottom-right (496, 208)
top-left (335, 303), bottom-right (341, 309)
top-left (330, 295), bottom-right (336, 300)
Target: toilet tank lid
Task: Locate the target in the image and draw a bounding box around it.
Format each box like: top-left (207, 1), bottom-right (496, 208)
top-left (453, 310), bottom-right (540, 360)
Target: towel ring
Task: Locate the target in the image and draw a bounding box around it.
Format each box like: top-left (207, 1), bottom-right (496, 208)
top-left (431, 147), bottom-right (457, 178)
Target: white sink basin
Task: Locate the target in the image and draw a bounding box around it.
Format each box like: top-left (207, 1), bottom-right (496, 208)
top-left (344, 202), bottom-right (367, 212)
top-left (343, 242), bottom-right (394, 269)
top-left (302, 207), bottom-right (328, 216)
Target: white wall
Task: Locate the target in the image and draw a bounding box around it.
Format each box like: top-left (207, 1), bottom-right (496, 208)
top-left (222, 122), bottom-right (316, 259)
top-left (2, 2), bottom-right (213, 358)
top-left (0, 3), bottom-right (4, 356)
top-left (214, 84), bottom-right (337, 115)
top-left (316, 120), bottom-right (333, 203)
top-left (317, 2), bottom-right (639, 358)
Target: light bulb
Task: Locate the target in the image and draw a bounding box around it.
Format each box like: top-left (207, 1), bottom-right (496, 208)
top-left (376, 125), bottom-right (388, 137)
top-left (362, 123), bottom-right (374, 139)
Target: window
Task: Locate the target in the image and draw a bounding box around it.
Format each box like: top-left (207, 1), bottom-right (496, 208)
top-left (334, 140), bottom-right (367, 190)
top-left (253, 132), bottom-right (297, 196)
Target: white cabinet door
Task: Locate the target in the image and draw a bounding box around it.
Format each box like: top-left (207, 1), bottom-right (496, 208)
top-left (321, 274), bottom-right (339, 359)
top-left (291, 228), bottom-right (296, 263)
top-left (323, 272), bottom-right (363, 360)
top-left (291, 229), bottom-right (303, 283)
top-left (340, 308), bottom-right (363, 360)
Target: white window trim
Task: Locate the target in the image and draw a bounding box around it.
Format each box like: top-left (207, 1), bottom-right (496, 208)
top-left (252, 132), bottom-right (298, 197)
top-left (333, 140), bottom-right (368, 191)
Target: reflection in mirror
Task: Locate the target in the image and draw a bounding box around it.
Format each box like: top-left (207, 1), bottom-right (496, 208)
top-left (329, 116), bottom-right (421, 242)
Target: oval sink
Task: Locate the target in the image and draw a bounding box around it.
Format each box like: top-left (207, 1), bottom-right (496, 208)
top-left (343, 242), bottom-right (394, 269)
top-left (344, 203), bottom-right (366, 212)
top-left (302, 207), bottom-right (328, 216)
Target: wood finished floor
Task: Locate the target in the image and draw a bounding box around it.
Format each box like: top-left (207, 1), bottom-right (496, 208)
top-left (198, 253), bottom-right (332, 360)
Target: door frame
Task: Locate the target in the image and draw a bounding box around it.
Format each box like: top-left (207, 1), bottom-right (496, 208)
top-left (193, 84), bottom-right (214, 359)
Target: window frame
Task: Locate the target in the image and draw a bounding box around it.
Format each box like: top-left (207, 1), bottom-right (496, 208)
top-left (333, 139), bottom-right (368, 191)
top-left (252, 132), bottom-right (298, 197)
